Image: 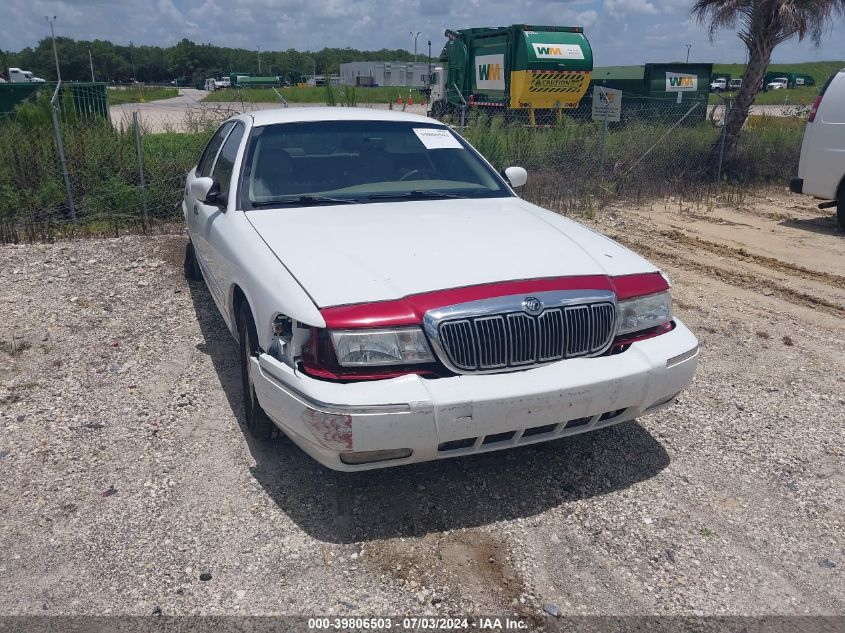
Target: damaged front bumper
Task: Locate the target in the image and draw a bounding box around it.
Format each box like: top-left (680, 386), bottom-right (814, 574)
top-left (250, 319), bottom-right (699, 471)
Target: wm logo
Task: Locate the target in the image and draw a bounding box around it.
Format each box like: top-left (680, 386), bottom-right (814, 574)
top-left (478, 64), bottom-right (502, 81)
top-left (669, 76), bottom-right (695, 88)
top-left (536, 46), bottom-right (562, 56)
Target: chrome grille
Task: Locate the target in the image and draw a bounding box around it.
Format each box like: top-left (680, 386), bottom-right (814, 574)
top-left (437, 301), bottom-right (616, 372)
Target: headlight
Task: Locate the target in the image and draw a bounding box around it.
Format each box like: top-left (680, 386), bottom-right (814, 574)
top-left (330, 328), bottom-right (435, 367)
top-left (616, 291), bottom-right (672, 336)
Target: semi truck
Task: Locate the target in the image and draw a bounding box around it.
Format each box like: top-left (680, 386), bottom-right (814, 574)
top-left (7, 67), bottom-right (45, 83)
top-left (428, 25), bottom-right (593, 124)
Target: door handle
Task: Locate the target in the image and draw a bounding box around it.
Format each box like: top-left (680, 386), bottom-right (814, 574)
top-left (193, 204), bottom-right (199, 215)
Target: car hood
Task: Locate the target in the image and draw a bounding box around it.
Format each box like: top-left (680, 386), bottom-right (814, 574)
top-left (245, 197), bottom-right (657, 307)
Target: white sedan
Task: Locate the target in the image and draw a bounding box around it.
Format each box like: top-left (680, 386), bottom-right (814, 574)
top-left (183, 108), bottom-right (699, 470)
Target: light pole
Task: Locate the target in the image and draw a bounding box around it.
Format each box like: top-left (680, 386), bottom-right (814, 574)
top-left (88, 47), bottom-right (95, 82)
top-left (410, 31), bottom-right (420, 64)
top-left (45, 16), bottom-right (61, 82)
top-left (685, 44), bottom-right (691, 64)
top-left (129, 40), bottom-right (136, 81)
top-left (256, 45), bottom-right (261, 74)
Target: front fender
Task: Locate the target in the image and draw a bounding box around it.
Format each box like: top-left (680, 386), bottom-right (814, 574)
top-left (220, 212), bottom-right (325, 350)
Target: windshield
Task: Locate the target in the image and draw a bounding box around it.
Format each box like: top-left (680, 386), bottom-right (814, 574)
top-left (238, 120), bottom-right (511, 208)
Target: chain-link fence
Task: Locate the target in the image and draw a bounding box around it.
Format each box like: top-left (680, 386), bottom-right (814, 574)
top-left (0, 84), bottom-right (805, 243)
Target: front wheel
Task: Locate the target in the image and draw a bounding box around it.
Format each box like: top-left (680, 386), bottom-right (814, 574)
top-left (237, 303), bottom-right (274, 440)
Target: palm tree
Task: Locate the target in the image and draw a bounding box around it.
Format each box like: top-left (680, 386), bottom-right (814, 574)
top-left (692, 0), bottom-right (845, 159)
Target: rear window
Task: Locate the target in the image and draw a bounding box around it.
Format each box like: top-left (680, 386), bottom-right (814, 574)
top-left (816, 71), bottom-right (844, 124)
top-left (817, 70), bottom-right (841, 98)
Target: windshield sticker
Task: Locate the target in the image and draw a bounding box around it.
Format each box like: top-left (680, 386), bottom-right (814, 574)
top-left (413, 128), bottom-right (463, 150)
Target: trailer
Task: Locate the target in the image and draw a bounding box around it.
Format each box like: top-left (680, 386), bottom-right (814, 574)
top-left (429, 24), bottom-right (593, 124)
top-left (229, 73), bottom-right (282, 88)
top-left (587, 63), bottom-right (713, 123)
top-left (793, 73), bottom-right (815, 87)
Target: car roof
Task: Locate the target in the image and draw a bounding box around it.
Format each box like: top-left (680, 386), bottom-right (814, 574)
top-left (244, 106), bottom-right (442, 128)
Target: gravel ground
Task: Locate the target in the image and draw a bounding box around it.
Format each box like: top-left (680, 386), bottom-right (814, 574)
top-left (0, 190), bottom-right (843, 621)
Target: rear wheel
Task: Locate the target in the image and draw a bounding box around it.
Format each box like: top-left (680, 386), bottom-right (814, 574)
top-left (430, 100), bottom-right (445, 120)
top-left (237, 303), bottom-right (274, 440)
top-left (837, 198), bottom-right (845, 232)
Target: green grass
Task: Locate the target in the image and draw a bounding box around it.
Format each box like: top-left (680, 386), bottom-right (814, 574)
top-left (108, 86), bottom-right (179, 105)
top-left (202, 85), bottom-right (426, 105)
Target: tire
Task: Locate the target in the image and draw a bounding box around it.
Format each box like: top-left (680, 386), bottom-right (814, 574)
top-left (184, 240), bottom-right (202, 281)
top-left (237, 302), bottom-right (275, 440)
top-left (430, 100), bottom-right (444, 120)
top-left (837, 198), bottom-right (845, 232)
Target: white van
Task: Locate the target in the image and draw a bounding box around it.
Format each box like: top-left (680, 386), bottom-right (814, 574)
top-left (790, 69), bottom-right (845, 230)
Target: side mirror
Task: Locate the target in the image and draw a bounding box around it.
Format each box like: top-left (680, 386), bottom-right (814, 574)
top-left (190, 177), bottom-right (218, 204)
top-left (503, 166), bottom-right (527, 189)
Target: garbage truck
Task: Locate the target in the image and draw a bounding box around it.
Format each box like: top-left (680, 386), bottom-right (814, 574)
top-left (428, 25), bottom-right (593, 124)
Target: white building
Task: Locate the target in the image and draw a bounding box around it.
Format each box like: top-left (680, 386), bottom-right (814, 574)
top-left (339, 62), bottom-right (431, 87)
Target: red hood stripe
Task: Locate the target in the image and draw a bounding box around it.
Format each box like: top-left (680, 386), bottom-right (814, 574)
top-left (320, 273), bottom-right (668, 329)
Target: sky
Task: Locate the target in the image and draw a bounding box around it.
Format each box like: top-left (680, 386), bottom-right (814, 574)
top-left (2, 0), bottom-right (844, 66)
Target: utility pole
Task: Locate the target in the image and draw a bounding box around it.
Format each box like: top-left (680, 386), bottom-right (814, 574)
top-left (427, 40), bottom-right (432, 86)
top-left (45, 16), bottom-right (61, 82)
top-left (410, 31), bottom-right (420, 64)
top-left (88, 47), bottom-right (95, 82)
top-left (685, 44), bottom-right (691, 64)
top-left (129, 40), bottom-right (136, 80)
top-left (257, 45), bottom-right (261, 74)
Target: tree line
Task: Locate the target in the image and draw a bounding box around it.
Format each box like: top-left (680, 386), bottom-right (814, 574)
top-left (0, 37), bottom-right (420, 84)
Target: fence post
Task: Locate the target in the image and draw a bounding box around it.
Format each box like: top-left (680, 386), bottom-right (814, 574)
top-left (598, 88), bottom-right (609, 176)
top-left (50, 83), bottom-right (77, 224)
top-left (133, 110), bottom-right (149, 228)
top-left (716, 98), bottom-right (730, 184)
top-left (452, 83), bottom-right (467, 133)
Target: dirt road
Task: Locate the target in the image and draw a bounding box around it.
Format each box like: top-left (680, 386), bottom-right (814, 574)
top-left (110, 89), bottom-right (429, 132)
top-left (0, 190), bottom-right (842, 620)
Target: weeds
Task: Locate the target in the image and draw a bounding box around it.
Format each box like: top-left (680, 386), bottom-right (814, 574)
top-left (0, 105), bottom-right (211, 241)
top-left (0, 337), bottom-right (31, 356)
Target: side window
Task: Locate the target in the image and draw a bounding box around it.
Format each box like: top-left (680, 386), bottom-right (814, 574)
top-left (211, 123), bottom-right (245, 203)
top-left (197, 122), bottom-right (234, 177)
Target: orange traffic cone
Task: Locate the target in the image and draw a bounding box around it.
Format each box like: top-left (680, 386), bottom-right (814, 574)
top-left (396, 95), bottom-right (403, 105)
top-left (408, 94), bottom-right (414, 106)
